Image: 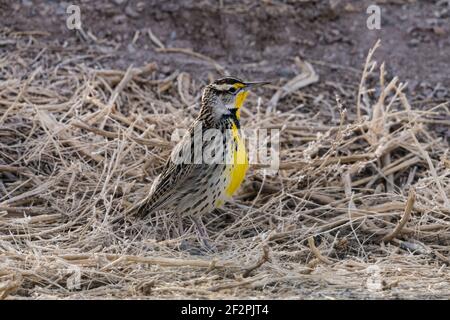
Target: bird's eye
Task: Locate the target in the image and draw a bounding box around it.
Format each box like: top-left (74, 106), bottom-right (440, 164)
top-left (228, 87), bottom-right (237, 94)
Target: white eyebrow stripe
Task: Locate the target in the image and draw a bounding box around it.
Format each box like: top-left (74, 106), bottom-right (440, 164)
top-left (212, 83), bottom-right (233, 91)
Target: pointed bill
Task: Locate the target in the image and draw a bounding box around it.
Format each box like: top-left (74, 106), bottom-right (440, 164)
top-left (243, 81), bottom-right (271, 88)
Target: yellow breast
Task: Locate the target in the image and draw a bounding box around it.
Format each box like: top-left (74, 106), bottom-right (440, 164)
top-left (225, 122), bottom-right (248, 197)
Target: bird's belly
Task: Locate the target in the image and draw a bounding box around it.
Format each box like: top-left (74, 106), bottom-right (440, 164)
top-left (176, 164), bottom-right (227, 216)
top-left (175, 123), bottom-right (249, 215)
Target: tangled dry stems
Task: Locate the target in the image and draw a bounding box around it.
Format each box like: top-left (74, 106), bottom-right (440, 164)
top-left (0, 30), bottom-right (449, 299)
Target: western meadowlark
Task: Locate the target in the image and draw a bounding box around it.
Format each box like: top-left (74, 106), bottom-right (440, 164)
top-left (125, 77), bottom-right (269, 251)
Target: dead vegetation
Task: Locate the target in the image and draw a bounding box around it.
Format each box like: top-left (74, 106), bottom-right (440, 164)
top-left (0, 29), bottom-right (449, 299)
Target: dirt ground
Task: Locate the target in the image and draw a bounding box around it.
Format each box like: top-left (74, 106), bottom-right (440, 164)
top-left (2, 0), bottom-right (450, 89)
top-left (1, 0), bottom-right (449, 136)
top-left (0, 0), bottom-right (449, 300)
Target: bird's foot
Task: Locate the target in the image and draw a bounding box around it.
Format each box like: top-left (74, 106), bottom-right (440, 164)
top-left (179, 239), bottom-right (203, 255)
top-left (192, 216), bottom-right (217, 254)
top-left (198, 237), bottom-right (217, 254)
top-left (179, 238), bottom-right (217, 255)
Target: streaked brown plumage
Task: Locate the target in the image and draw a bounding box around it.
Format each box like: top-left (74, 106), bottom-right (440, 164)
top-left (121, 77), bottom-right (269, 251)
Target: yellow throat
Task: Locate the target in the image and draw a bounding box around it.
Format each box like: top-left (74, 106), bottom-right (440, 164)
top-left (224, 89), bottom-right (249, 198)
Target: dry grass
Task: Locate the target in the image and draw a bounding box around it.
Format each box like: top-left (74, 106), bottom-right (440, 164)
top-left (1, 29), bottom-right (449, 299)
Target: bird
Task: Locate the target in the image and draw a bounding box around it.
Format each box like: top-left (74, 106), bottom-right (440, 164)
top-left (123, 76), bottom-right (269, 251)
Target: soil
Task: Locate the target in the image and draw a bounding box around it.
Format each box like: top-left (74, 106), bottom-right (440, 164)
top-left (1, 0), bottom-right (449, 95)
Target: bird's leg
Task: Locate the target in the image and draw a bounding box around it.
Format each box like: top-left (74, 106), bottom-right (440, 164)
top-left (192, 216), bottom-right (217, 253)
top-left (176, 212), bottom-right (184, 237)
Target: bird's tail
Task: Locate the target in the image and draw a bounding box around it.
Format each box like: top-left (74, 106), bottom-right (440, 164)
top-left (111, 198), bottom-right (149, 225)
top-left (112, 175), bottom-right (160, 225)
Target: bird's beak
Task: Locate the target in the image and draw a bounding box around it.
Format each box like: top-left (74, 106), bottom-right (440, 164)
top-left (243, 81), bottom-right (271, 89)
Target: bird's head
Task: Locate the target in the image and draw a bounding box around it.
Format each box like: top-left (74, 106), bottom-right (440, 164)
top-left (200, 77), bottom-right (270, 122)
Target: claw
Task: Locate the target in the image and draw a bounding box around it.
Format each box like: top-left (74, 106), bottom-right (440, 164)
top-left (192, 216), bottom-right (217, 254)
